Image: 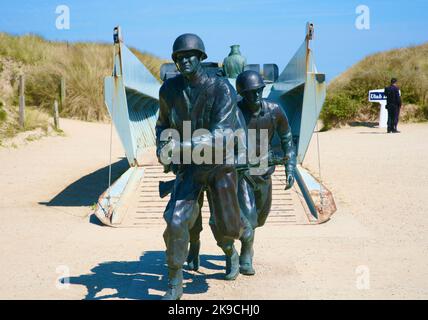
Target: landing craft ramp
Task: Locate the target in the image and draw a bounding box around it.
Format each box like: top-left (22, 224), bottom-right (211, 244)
top-left (99, 159), bottom-right (316, 228)
top-left (121, 166), bottom-right (313, 228)
top-left (95, 23), bottom-right (336, 228)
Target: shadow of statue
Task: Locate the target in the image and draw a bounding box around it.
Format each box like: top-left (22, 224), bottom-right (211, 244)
top-left (39, 158), bottom-right (129, 207)
top-left (63, 250), bottom-right (226, 300)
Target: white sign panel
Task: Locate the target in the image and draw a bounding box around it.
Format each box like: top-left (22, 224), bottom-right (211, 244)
top-left (368, 89), bottom-right (387, 128)
top-left (368, 91), bottom-right (386, 102)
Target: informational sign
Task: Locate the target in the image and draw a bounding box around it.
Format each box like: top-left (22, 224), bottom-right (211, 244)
top-left (368, 89), bottom-right (387, 128)
top-left (368, 91), bottom-right (386, 101)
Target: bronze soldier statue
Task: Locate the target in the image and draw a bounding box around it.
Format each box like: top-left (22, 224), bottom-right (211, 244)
top-left (186, 70), bottom-right (297, 277)
top-left (156, 33), bottom-right (246, 300)
top-left (234, 70), bottom-right (296, 275)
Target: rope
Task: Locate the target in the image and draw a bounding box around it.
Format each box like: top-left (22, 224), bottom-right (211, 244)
top-left (107, 100), bottom-right (114, 207)
top-left (107, 47), bottom-right (116, 210)
top-left (312, 67), bottom-right (324, 208)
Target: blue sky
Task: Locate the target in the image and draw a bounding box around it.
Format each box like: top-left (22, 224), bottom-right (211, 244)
top-left (1, 0), bottom-right (427, 80)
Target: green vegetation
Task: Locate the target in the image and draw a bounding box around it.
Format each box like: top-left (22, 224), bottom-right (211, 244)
top-left (0, 33), bottom-right (166, 121)
top-left (24, 107), bottom-right (50, 132)
top-left (0, 106), bottom-right (50, 141)
top-left (0, 110), bottom-right (6, 122)
top-left (0, 100), bottom-right (6, 122)
top-left (0, 33), bottom-right (167, 142)
top-left (321, 42), bottom-right (428, 129)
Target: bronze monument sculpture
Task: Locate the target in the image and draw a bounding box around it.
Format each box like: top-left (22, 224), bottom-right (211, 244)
top-left (186, 70), bottom-right (297, 278)
top-left (155, 33), bottom-right (247, 300)
top-left (97, 24), bottom-right (335, 301)
top-left (233, 70), bottom-right (296, 274)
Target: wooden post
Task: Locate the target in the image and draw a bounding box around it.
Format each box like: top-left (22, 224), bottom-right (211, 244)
top-left (19, 75), bottom-right (25, 128)
top-left (54, 100), bottom-right (60, 130)
top-left (60, 77), bottom-right (66, 112)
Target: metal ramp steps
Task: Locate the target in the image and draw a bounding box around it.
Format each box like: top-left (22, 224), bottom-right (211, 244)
top-left (120, 165), bottom-right (314, 228)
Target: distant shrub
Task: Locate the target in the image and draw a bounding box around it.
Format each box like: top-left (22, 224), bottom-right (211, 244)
top-left (417, 105), bottom-right (428, 120)
top-left (320, 93), bottom-right (359, 129)
top-left (23, 107), bottom-right (49, 132)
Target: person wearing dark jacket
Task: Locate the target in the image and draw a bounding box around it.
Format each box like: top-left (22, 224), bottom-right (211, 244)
top-left (384, 78), bottom-right (402, 133)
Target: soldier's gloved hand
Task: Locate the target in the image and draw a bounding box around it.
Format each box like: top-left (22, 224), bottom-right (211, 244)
top-left (285, 171), bottom-right (295, 190)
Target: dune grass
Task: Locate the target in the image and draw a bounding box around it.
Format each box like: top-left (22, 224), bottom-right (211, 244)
top-left (0, 105), bottom-right (50, 143)
top-left (0, 33), bottom-right (167, 123)
top-left (321, 42), bottom-right (428, 129)
top-left (0, 100), bottom-right (6, 122)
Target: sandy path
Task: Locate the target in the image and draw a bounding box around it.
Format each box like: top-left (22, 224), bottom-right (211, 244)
top-left (0, 119), bottom-right (427, 299)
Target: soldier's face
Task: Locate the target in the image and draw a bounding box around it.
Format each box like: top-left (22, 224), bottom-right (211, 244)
top-left (175, 51), bottom-right (201, 76)
top-left (242, 88), bottom-right (264, 108)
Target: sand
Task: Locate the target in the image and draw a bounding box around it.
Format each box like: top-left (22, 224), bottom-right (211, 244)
top-left (0, 118), bottom-right (427, 299)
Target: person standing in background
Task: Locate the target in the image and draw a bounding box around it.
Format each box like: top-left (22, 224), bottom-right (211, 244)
top-left (384, 78), bottom-right (402, 133)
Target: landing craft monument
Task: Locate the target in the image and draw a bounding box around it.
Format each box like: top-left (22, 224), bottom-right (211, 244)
top-left (95, 22), bottom-right (337, 299)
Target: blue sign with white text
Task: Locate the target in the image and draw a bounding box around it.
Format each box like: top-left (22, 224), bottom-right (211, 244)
top-left (369, 92), bottom-right (386, 101)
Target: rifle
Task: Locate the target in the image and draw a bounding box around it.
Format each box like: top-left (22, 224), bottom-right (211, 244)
top-left (158, 156), bottom-right (288, 198)
top-left (235, 156), bottom-right (287, 172)
top-left (159, 179), bottom-right (176, 199)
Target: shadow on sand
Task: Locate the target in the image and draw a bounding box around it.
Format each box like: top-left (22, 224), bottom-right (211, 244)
top-left (357, 131), bottom-right (389, 134)
top-left (348, 121), bottom-right (379, 128)
top-left (39, 158), bottom-right (129, 207)
top-left (345, 121), bottom-right (390, 134)
top-left (63, 251), bottom-right (226, 300)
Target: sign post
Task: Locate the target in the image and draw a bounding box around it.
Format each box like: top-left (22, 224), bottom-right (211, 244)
top-left (368, 89), bottom-right (388, 128)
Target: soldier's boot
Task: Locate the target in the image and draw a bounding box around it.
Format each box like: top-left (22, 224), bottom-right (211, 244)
top-left (186, 240), bottom-right (200, 271)
top-left (222, 243), bottom-right (240, 281)
top-left (239, 235), bottom-right (255, 276)
top-left (162, 268), bottom-right (183, 300)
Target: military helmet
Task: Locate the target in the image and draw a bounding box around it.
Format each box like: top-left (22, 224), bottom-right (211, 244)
top-left (236, 70), bottom-right (265, 95)
top-left (172, 33), bottom-right (207, 61)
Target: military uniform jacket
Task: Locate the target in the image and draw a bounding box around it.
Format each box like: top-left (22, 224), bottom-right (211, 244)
top-left (156, 70), bottom-right (245, 166)
top-left (238, 99), bottom-right (296, 175)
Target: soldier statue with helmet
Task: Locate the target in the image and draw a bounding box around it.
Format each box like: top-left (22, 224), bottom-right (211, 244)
top-left (155, 33), bottom-right (247, 300)
top-left (185, 69), bottom-right (297, 278)
top-left (233, 70), bottom-right (296, 275)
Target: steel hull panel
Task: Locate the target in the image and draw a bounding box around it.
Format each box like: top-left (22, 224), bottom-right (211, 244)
top-left (94, 166), bottom-right (145, 226)
top-left (104, 76), bottom-right (136, 165)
